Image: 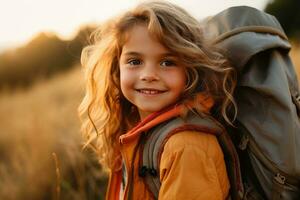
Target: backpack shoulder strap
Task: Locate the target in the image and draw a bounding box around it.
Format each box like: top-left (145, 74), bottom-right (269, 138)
top-left (140, 112), bottom-right (244, 199)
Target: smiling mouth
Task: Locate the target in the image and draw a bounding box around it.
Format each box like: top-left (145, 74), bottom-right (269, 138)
top-left (136, 89), bottom-right (166, 95)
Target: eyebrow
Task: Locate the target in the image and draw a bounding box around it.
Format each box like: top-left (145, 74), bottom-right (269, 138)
top-left (122, 51), bottom-right (176, 57)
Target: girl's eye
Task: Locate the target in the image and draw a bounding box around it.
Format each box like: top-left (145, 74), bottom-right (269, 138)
top-left (161, 60), bottom-right (176, 67)
top-left (128, 59), bottom-right (141, 65)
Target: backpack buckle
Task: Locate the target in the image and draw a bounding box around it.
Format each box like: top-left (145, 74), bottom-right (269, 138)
top-left (274, 173), bottom-right (286, 185)
top-left (292, 92), bottom-right (300, 115)
top-left (139, 166), bottom-right (148, 177)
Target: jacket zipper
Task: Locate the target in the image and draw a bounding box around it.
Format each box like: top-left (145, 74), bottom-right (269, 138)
top-left (120, 147), bottom-right (130, 200)
top-left (120, 136), bottom-right (144, 200)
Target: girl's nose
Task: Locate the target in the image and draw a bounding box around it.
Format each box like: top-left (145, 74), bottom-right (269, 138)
top-left (140, 65), bottom-right (159, 82)
top-left (141, 74), bottom-right (159, 82)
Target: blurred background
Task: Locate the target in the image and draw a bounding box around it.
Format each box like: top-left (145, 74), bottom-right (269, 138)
top-left (0, 0), bottom-right (299, 199)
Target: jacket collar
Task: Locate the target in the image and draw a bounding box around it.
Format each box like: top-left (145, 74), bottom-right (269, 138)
top-left (119, 93), bottom-right (214, 144)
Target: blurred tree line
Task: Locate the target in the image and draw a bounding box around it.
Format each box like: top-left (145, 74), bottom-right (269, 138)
top-left (1, 0), bottom-right (299, 91)
top-left (0, 26), bottom-right (96, 91)
top-left (265, 0), bottom-right (300, 41)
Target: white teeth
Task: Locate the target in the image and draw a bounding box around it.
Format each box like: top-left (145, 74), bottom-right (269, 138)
top-left (139, 89), bottom-right (161, 94)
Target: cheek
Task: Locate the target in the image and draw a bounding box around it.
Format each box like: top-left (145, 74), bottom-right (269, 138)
top-left (166, 70), bottom-right (187, 92)
top-left (120, 68), bottom-right (134, 94)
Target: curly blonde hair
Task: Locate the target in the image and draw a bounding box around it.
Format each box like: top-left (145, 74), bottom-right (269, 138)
top-left (78, 0), bottom-right (236, 170)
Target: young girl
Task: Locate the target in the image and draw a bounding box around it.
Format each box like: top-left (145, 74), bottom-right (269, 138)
top-left (79, 1), bottom-right (236, 199)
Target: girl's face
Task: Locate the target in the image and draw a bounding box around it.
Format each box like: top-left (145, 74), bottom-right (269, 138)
top-left (119, 25), bottom-right (186, 120)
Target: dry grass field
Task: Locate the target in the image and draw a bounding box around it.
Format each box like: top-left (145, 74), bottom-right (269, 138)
top-left (0, 66), bottom-right (107, 200)
top-left (0, 45), bottom-right (299, 200)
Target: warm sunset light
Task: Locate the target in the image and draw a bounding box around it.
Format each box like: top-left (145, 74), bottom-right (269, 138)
top-left (2, 1), bottom-right (300, 199)
top-left (0, 0), bottom-right (269, 49)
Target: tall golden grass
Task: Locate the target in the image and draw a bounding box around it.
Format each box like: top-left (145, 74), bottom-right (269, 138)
top-left (0, 44), bottom-right (299, 200)
top-left (0, 66), bottom-right (107, 200)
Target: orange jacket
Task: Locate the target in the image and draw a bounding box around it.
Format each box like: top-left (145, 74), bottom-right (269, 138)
top-left (106, 95), bottom-right (230, 200)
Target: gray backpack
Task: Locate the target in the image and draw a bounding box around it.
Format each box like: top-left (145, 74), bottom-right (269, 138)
top-left (138, 6), bottom-right (300, 200)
